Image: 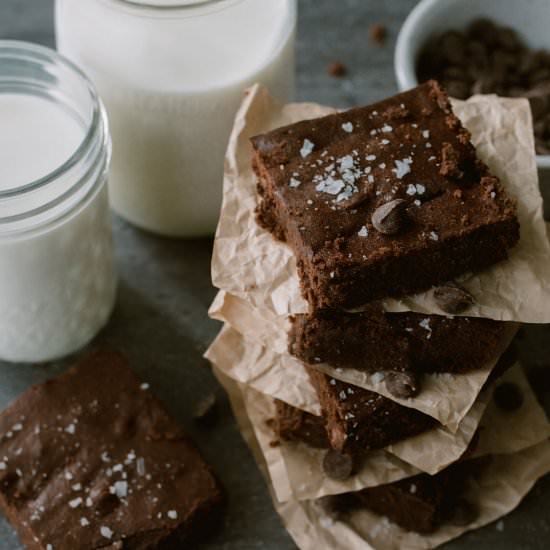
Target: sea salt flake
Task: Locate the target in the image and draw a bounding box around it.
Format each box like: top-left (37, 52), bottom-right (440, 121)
top-left (64, 472), bottom-right (73, 480)
top-left (342, 122), bottom-right (354, 133)
top-left (69, 497), bottom-right (82, 509)
top-left (406, 184), bottom-right (417, 196)
top-left (168, 510), bottom-right (178, 520)
top-left (113, 481), bottom-right (128, 499)
top-left (339, 391), bottom-right (347, 400)
top-left (430, 231), bottom-right (439, 241)
top-left (46, 546), bottom-right (53, 550)
top-left (72, 483), bottom-right (82, 492)
top-left (0, 462), bottom-right (6, 470)
top-left (490, 191), bottom-right (496, 199)
top-left (414, 199), bottom-right (421, 206)
top-left (425, 142), bottom-right (432, 148)
top-left (366, 154), bottom-right (376, 161)
top-left (496, 520), bottom-right (504, 531)
top-left (65, 423), bottom-right (76, 435)
top-left (12, 423), bottom-right (23, 431)
top-left (140, 383), bottom-right (150, 390)
top-left (422, 130), bottom-right (430, 138)
top-left (289, 177), bottom-right (301, 188)
top-left (100, 526), bottom-right (113, 539)
top-left (80, 517), bottom-right (90, 527)
top-left (393, 158), bottom-right (412, 179)
top-left (410, 483), bottom-right (417, 494)
top-left (300, 139), bottom-right (315, 158)
top-left (378, 162), bottom-right (386, 169)
top-left (358, 226), bottom-right (369, 237)
top-left (381, 124), bottom-right (393, 133)
top-left (381, 139), bottom-right (390, 145)
top-left (371, 372), bottom-right (385, 384)
top-left (137, 457), bottom-right (146, 476)
top-left (338, 155), bottom-right (355, 170)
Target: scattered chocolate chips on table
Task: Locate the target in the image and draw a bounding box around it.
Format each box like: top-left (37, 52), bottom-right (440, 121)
top-left (417, 17), bottom-right (550, 155)
top-left (369, 23), bottom-right (387, 46)
top-left (327, 60), bottom-right (348, 78)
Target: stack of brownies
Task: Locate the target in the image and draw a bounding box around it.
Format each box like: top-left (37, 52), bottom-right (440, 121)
top-left (207, 81), bottom-right (550, 547)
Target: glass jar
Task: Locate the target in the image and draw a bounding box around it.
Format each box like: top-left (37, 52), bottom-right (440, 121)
top-left (55, 0), bottom-right (297, 237)
top-left (0, 41), bottom-right (117, 363)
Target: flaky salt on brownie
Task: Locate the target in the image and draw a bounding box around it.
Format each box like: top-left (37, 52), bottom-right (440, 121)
top-left (273, 398), bottom-right (484, 532)
top-left (305, 367), bottom-right (437, 457)
top-left (289, 307), bottom-right (510, 390)
top-left (251, 80), bottom-right (519, 310)
top-left (0, 350), bottom-right (223, 550)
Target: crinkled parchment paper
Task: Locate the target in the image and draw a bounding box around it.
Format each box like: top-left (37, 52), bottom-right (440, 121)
top-left (212, 85), bottom-right (550, 322)
top-left (209, 290), bottom-right (518, 431)
top-left (205, 322), bottom-right (505, 431)
top-left (214, 367), bottom-right (550, 550)
top-left (217, 363), bottom-right (548, 500)
top-left (205, 326), bottom-right (545, 475)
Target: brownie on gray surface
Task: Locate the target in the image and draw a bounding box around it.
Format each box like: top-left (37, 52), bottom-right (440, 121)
top-left (289, 306), bottom-right (511, 379)
top-left (252, 80), bottom-right (519, 310)
top-left (0, 350), bottom-right (223, 550)
top-left (304, 367), bottom-right (437, 457)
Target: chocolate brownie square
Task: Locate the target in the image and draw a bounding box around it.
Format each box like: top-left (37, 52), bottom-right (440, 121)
top-left (352, 458), bottom-right (486, 533)
top-left (252, 81), bottom-right (519, 310)
top-left (289, 306), bottom-right (511, 393)
top-left (0, 350), bottom-right (223, 550)
top-left (305, 366), bottom-right (437, 457)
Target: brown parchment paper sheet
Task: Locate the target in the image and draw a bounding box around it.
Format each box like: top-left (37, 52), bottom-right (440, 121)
top-left (214, 367), bottom-right (550, 550)
top-left (205, 326), bottom-right (546, 476)
top-left (212, 85), bottom-right (550, 323)
top-left (209, 290), bottom-right (518, 431)
top-left (232, 363), bottom-right (548, 500)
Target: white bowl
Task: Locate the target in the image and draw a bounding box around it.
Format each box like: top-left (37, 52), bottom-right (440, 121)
top-left (394, 0), bottom-right (550, 181)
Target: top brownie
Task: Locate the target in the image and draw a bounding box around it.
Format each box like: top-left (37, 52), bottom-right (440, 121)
top-left (252, 81), bottom-right (519, 310)
top-left (0, 350), bottom-right (223, 550)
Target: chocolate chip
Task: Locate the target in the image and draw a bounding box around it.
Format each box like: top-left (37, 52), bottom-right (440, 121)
top-left (193, 394), bottom-right (218, 426)
top-left (385, 371), bottom-right (419, 399)
top-left (493, 382), bottom-right (523, 411)
top-left (371, 199), bottom-right (408, 235)
top-left (450, 498), bottom-right (479, 526)
top-left (369, 23), bottom-right (386, 46)
top-left (433, 282), bottom-right (474, 314)
top-left (322, 449), bottom-right (354, 481)
top-left (327, 61), bottom-right (347, 78)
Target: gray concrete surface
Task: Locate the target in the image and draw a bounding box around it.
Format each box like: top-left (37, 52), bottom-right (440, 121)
top-left (1, 1), bottom-right (549, 548)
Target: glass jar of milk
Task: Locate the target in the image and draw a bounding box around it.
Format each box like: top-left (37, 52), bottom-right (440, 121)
top-left (56, 0), bottom-right (297, 237)
top-left (0, 41), bottom-right (117, 363)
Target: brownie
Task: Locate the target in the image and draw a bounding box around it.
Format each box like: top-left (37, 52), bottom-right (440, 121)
top-left (274, 399), bottom-right (329, 449)
top-left (352, 457), bottom-right (486, 533)
top-left (289, 307), bottom-right (510, 378)
top-left (251, 80), bottom-right (519, 310)
top-left (0, 350), bottom-right (224, 550)
top-left (305, 366), bottom-right (437, 457)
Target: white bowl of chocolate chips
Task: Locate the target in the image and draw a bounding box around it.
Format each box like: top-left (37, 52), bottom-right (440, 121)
top-left (395, 0), bottom-right (550, 186)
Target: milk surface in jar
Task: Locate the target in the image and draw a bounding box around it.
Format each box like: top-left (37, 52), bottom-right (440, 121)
top-left (56, 0), bottom-right (297, 237)
top-left (0, 41), bottom-right (116, 363)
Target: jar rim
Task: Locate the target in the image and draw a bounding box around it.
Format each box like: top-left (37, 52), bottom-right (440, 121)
top-left (0, 40), bottom-right (101, 200)
top-left (97, 0), bottom-right (244, 18)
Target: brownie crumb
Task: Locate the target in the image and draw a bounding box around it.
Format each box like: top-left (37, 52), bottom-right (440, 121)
top-left (370, 23), bottom-right (387, 46)
top-left (327, 61), bottom-right (348, 78)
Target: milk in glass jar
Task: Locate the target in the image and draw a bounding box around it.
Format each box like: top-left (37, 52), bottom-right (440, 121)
top-left (56, 0), bottom-right (297, 237)
top-left (0, 41), bottom-right (116, 363)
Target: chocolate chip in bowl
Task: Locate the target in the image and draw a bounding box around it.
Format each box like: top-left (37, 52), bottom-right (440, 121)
top-left (416, 18), bottom-right (550, 156)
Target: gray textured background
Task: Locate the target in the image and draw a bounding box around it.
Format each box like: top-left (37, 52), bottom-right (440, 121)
top-left (1, 1), bottom-right (550, 548)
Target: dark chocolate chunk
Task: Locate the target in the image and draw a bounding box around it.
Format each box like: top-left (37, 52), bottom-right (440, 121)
top-left (449, 498), bottom-right (479, 526)
top-left (385, 371), bottom-right (419, 399)
top-left (322, 449), bottom-right (354, 481)
top-left (433, 282), bottom-right (475, 314)
top-left (372, 199), bottom-right (408, 235)
top-left (493, 382), bottom-right (524, 411)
